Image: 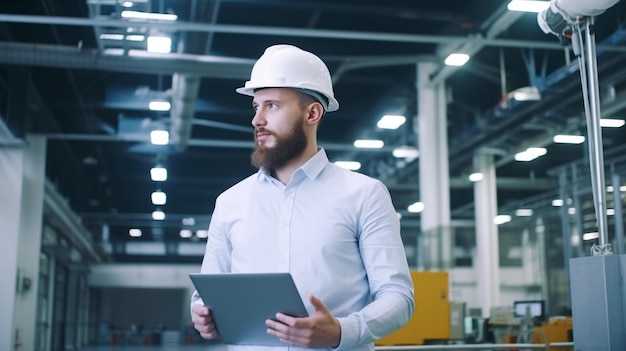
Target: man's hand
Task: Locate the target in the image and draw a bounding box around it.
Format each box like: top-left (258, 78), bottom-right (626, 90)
top-left (266, 294), bottom-right (341, 348)
top-left (191, 305), bottom-right (218, 340)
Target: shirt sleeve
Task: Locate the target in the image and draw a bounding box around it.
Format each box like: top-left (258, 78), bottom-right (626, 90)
top-left (334, 180), bottom-right (415, 350)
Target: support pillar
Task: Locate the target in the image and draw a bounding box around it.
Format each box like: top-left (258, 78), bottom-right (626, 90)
top-left (416, 62), bottom-right (451, 270)
top-left (0, 142), bottom-right (25, 351)
top-left (0, 134), bottom-right (46, 351)
top-left (473, 151), bottom-right (500, 317)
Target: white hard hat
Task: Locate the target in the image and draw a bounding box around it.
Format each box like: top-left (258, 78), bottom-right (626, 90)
top-left (236, 44), bottom-right (339, 112)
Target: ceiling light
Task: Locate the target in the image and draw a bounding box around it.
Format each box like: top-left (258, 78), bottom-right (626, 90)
top-left (179, 229), bottom-right (192, 238)
top-left (377, 115), bottom-right (406, 129)
top-left (121, 10), bottom-right (178, 21)
top-left (468, 172), bottom-right (483, 182)
top-left (392, 146), bottom-right (419, 159)
top-left (568, 207), bottom-right (576, 215)
top-left (152, 210), bottom-right (165, 220)
top-left (354, 139), bottom-right (384, 149)
top-left (582, 232), bottom-right (599, 241)
top-left (335, 161), bottom-right (361, 170)
top-left (150, 166), bottom-right (167, 181)
top-left (121, 1), bottom-right (134, 7)
top-left (150, 130), bottom-right (169, 145)
top-left (600, 118), bottom-right (625, 128)
top-left (182, 217), bottom-right (196, 226)
top-left (149, 100), bottom-right (170, 111)
top-left (196, 230), bottom-right (208, 238)
top-left (494, 215), bottom-right (512, 225)
top-left (511, 86), bottom-right (541, 101)
top-left (606, 185), bottom-right (626, 192)
top-left (99, 33), bottom-right (124, 41)
top-left (514, 147), bottom-right (547, 161)
top-left (125, 35), bottom-right (145, 41)
top-left (515, 209), bottom-right (534, 217)
top-left (553, 135), bottom-right (585, 144)
top-left (507, 0), bottom-right (550, 13)
top-left (444, 53), bottom-right (470, 67)
top-left (407, 202), bottom-right (424, 213)
top-left (552, 199), bottom-right (563, 207)
top-left (129, 228), bottom-right (142, 237)
top-left (607, 209), bottom-right (615, 216)
top-left (151, 191), bottom-right (166, 205)
top-left (147, 36), bottom-right (172, 53)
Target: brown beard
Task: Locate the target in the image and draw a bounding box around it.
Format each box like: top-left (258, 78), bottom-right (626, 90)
top-left (251, 120), bottom-right (307, 170)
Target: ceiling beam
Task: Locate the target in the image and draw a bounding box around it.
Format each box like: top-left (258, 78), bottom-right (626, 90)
top-left (4, 14), bottom-right (626, 51)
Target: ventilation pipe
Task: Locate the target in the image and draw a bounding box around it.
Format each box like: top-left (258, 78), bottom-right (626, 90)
top-left (169, 73), bottom-right (201, 151)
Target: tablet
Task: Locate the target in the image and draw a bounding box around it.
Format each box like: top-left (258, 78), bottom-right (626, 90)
top-left (189, 272), bottom-right (309, 346)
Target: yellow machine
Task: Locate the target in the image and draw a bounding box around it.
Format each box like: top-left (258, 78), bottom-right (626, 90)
top-left (532, 317), bottom-right (573, 350)
top-left (375, 271), bottom-right (450, 345)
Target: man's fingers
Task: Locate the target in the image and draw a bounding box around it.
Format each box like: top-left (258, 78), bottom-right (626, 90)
top-left (309, 294), bottom-right (330, 314)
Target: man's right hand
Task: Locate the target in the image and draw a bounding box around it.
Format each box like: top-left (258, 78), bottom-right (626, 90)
top-left (191, 304), bottom-right (218, 339)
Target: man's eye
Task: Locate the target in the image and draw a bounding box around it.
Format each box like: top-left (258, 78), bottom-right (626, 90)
top-left (269, 103), bottom-right (278, 109)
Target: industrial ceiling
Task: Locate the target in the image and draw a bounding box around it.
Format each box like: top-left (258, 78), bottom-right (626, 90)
top-left (1, 0), bottom-right (626, 263)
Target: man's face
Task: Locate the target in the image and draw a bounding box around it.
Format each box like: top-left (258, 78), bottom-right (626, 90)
top-left (250, 88), bottom-right (308, 170)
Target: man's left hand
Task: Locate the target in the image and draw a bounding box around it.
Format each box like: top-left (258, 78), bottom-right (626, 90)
top-left (266, 294), bottom-right (341, 348)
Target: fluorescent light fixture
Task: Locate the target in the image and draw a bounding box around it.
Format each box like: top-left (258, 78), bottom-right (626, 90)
top-left (511, 86), bottom-right (541, 101)
top-left (150, 167), bottom-right (167, 181)
top-left (196, 230), bottom-right (208, 238)
top-left (103, 48), bottom-right (124, 56)
top-left (335, 161), bottom-right (361, 170)
top-left (125, 34), bottom-right (145, 41)
top-left (149, 100), bottom-right (171, 111)
top-left (152, 210), bottom-right (165, 220)
top-left (494, 215), bottom-right (512, 225)
top-left (515, 208), bottom-right (533, 217)
top-left (444, 53), bottom-right (470, 67)
top-left (583, 232), bottom-right (599, 241)
top-left (377, 115), bottom-right (406, 129)
top-left (606, 185), bottom-right (626, 192)
top-left (179, 229), bottom-right (192, 238)
top-left (407, 201), bottom-right (424, 213)
top-left (354, 139), bottom-right (384, 148)
top-left (568, 207), bottom-right (576, 215)
top-left (507, 0), bottom-right (549, 13)
top-left (151, 191), bottom-right (166, 205)
top-left (514, 147), bottom-right (547, 161)
top-left (600, 118), bottom-right (625, 128)
top-left (121, 10), bottom-right (178, 21)
top-left (147, 36), bottom-right (172, 53)
top-left (392, 146), bottom-right (419, 159)
top-left (468, 172), bottom-right (483, 182)
top-left (553, 135), bottom-right (585, 144)
top-left (607, 209), bottom-right (615, 216)
top-left (129, 228), bottom-right (142, 237)
top-left (121, 1), bottom-right (134, 7)
top-left (150, 130), bottom-right (169, 145)
top-left (99, 33), bottom-right (124, 40)
top-left (552, 199), bottom-right (564, 207)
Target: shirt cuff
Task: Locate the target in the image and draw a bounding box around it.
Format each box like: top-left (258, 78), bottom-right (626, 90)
top-left (332, 317), bottom-right (358, 350)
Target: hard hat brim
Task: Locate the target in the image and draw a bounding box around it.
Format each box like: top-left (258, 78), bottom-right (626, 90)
top-left (235, 85), bottom-right (339, 112)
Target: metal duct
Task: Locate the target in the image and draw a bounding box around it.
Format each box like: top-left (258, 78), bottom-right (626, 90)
top-left (0, 41), bottom-right (254, 78)
top-left (170, 73), bottom-right (201, 151)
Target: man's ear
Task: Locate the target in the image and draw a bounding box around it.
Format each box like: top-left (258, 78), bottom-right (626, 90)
top-left (306, 102), bottom-right (324, 125)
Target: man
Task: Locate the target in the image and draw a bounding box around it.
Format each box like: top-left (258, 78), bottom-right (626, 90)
top-left (190, 44), bottom-right (414, 350)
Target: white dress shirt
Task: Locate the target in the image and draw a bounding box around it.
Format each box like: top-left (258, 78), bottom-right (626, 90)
top-left (192, 148), bottom-right (414, 351)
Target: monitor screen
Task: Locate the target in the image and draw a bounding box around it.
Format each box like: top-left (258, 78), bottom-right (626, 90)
top-left (513, 300), bottom-right (545, 319)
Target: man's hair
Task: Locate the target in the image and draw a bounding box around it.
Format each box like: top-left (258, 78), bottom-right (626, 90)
top-left (295, 90), bottom-right (325, 118)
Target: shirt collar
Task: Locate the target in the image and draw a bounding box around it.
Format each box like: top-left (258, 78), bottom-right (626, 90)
top-left (256, 148), bottom-right (329, 182)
